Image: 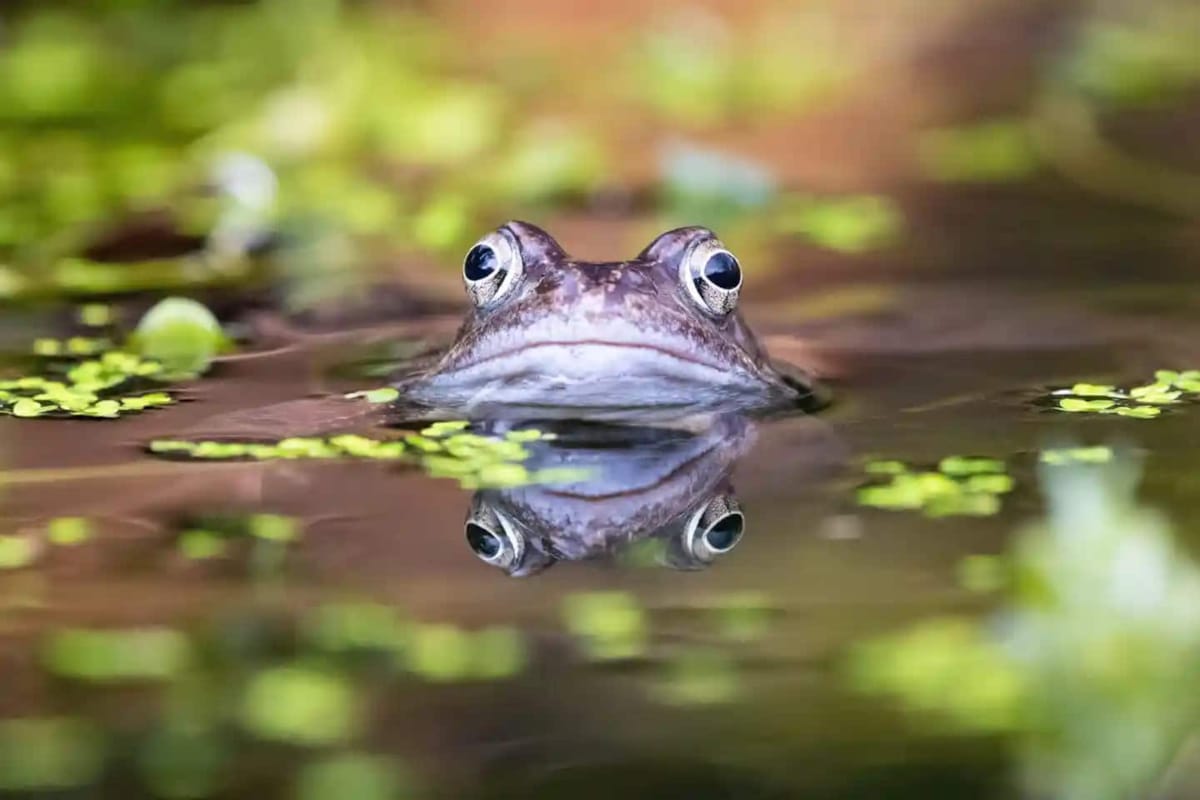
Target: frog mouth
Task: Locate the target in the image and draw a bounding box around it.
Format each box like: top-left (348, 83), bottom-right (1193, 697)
top-left (452, 338), bottom-right (735, 375)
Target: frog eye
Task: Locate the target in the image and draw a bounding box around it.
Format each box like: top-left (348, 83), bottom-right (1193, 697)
top-left (463, 230), bottom-right (523, 306)
top-left (681, 495), bottom-right (744, 563)
top-left (680, 238), bottom-right (741, 315)
top-left (465, 514), bottom-right (525, 571)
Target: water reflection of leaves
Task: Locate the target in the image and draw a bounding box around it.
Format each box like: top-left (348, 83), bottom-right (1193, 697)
top-left (850, 452), bottom-right (1200, 800)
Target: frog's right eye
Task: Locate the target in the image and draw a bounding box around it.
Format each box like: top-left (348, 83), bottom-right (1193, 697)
top-left (466, 515), bottom-right (525, 571)
top-left (463, 230), bottom-right (523, 306)
top-left (682, 495), bottom-right (744, 563)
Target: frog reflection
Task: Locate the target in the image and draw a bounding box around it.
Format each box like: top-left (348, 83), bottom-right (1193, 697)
top-left (459, 416), bottom-right (755, 576)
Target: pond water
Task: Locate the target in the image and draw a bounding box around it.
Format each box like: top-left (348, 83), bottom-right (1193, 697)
top-left (1, 195), bottom-right (1199, 799)
top-left (1, 0), bottom-right (1199, 796)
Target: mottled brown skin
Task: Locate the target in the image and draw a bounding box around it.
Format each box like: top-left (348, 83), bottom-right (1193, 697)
top-left (399, 221), bottom-right (817, 418)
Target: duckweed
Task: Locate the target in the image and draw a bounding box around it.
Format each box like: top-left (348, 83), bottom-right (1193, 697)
top-left (297, 754), bottom-right (409, 800)
top-left (239, 666), bottom-right (360, 746)
top-left (403, 624), bottom-right (526, 682)
top-left (856, 455), bottom-right (1013, 518)
top-left (43, 627), bottom-right (191, 683)
top-left (32, 336), bottom-right (111, 357)
top-left (344, 387), bottom-right (399, 404)
top-left (849, 616), bottom-right (1026, 732)
top-left (46, 517), bottom-right (91, 546)
top-left (0, 718), bottom-right (105, 792)
top-left (1043, 370), bottom-right (1200, 419)
top-left (0, 535), bottom-right (36, 569)
top-left (562, 592), bottom-right (648, 661)
top-left (147, 425), bottom-right (587, 490)
top-left (1040, 445), bottom-right (1116, 465)
top-left (131, 297), bottom-right (227, 378)
top-left (708, 592), bottom-right (774, 642)
top-left (0, 348), bottom-right (175, 419)
top-left (653, 648), bottom-right (740, 706)
top-left (918, 120), bottom-right (1039, 183)
top-left (774, 194), bottom-right (903, 254)
top-left (178, 530), bottom-right (227, 560)
top-left (303, 603), bottom-right (410, 655)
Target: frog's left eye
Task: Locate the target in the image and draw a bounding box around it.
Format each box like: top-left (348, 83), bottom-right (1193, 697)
top-left (463, 230), bottom-right (523, 306)
top-left (681, 238), bottom-right (741, 315)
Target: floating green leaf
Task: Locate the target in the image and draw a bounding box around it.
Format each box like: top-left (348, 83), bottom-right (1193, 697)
top-left (562, 592), bottom-right (647, 661)
top-left (43, 628), bottom-right (191, 682)
top-left (239, 666), bottom-right (359, 746)
top-left (297, 754), bottom-right (409, 800)
top-left (130, 297), bottom-right (226, 378)
top-left (47, 517), bottom-right (91, 546)
top-left (0, 718), bottom-right (105, 792)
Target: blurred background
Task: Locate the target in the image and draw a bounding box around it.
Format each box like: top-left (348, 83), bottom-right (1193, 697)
top-left (1, 1), bottom-right (1199, 799)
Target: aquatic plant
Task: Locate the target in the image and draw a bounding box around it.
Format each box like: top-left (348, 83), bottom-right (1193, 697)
top-left (850, 451), bottom-right (1200, 800)
top-left (773, 193), bottom-right (904, 253)
top-left (0, 353), bottom-right (173, 419)
top-left (856, 456), bottom-right (1014, 518)
top-left (0, 718), bottom-right (104, 792)
top-left (562, 591), bottom-right (648, 661)
top-left (1042, 370), bottom-right (1200, 419)
top-left (0, 298), bottom-right (230, 419)
top-left (130, 296), bottom-right (229, 378)
top-left (43, 627), bottom-right (192, 683)
top-left (149, 422), bottom-right (585, 490)
top-left (239, 665), bottom-right (360, 746)
top-left (918, 119), bottom-right (1039, 183)
top-left (297, 754), bottom-right (412, 800)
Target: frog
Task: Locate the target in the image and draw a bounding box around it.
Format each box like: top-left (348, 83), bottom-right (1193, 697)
top-left (395, 221), bottom-right (823, 419)
top-left (462, 416), bottom-right (755, 576)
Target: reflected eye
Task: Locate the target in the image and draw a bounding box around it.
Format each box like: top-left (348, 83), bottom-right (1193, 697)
top-left (702, 512), bottom-right (744, 552)
top-left (681, 238), bottom-right (741, 315)
top-left (463, 230), bottom-right (522, 306)
top-left (681, 495), bottom-right (745, 564)
top-left (465, 515), bottom-right (525, 571)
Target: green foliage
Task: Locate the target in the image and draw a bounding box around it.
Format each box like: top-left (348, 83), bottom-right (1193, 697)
top-left (773, 194), bottom-right (904, 253)
top-left (297, 754), bottom-right (410, 800)
top-left (1040, 445), bottom-right (1115, 465)
top-left (131, 296), bottom-right (228, 378)
top-left (856, 455), bottom-right (1013, 518)
top-left (239, 665), bottom-right (360, 746)
top-left (149, 423), bottom-right (587, 490)
top-left (0, 536), bottom-right (36, 569)
top-left (0, 718), bottom-right (105, 792)
top-left (628, 11), bottom-right (853, 124)
top-left (708, 592), bottom-right (774, 642)
top-left (562, 592), bottom-right (648, 661)
top-left (47, 517), bottom-right (92, 546)
top-left (918, 120), bottom-right (1039, 182)
top-left (303, 602), bottom-right (410, 655)
top-left (850, 617), bottom-right (1026, 732)
top-left (1062, 8), bottom-right (1200, 105)
top-left (852, 454), bottom-right (1200, 800)
top-left (1043, 370), bottom-right (1200, 419)
top-left (43, 627), bottom-right (192, 682)
top-left (404, 625), bottom-right (526, 682)
top-left (0, 351), bottom-right (173, 419)
top-left (653, 648), bottom-right (740, 706)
